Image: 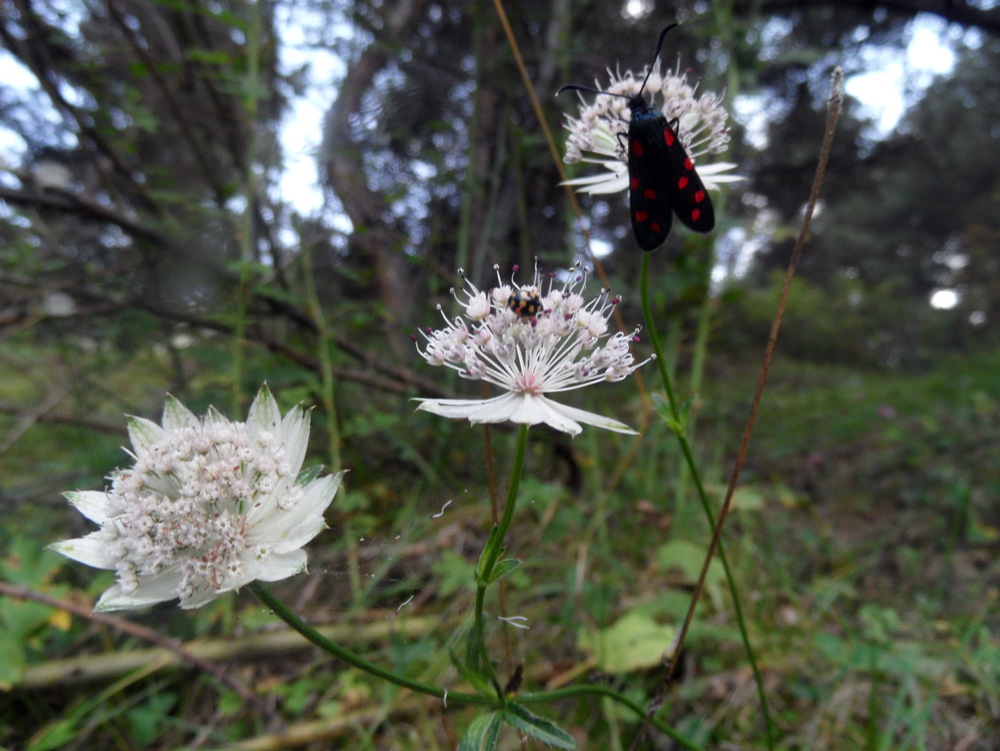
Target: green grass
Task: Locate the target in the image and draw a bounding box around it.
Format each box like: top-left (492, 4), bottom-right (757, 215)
top-left (2, 344), bottom-right (998, 749)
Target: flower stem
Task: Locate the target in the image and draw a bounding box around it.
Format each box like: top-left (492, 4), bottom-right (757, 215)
top-left (519, 684), bottom-right (705, 751)
top-left (638, 253), bottom-right (773, 744)
top-left (250, 582), bottom-right (496, 708)
top-left (473, 422), bottom-right (529, 699)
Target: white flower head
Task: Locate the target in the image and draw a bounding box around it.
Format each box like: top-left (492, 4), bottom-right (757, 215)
top-left (50, 386), bottom-right (344, 611)
top-left (413, 263), bottom-right (652, 436)
top-left (561, 60), bottom-right (741, 196)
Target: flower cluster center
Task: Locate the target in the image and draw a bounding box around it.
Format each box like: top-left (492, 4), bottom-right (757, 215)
top-left (104, 421), bottom-right (295, 598)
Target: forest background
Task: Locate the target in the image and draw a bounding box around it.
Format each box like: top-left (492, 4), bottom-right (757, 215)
top-left (1, 0), bottom-right (998, 748)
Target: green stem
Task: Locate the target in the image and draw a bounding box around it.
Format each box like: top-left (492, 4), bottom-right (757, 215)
top-left (250, 583), bottom-right (705, 749)
top-left (639, 254), bottom-right (774, 745)
top-left (250, 582), bottom-right (495, 708)
top-left (473, 423), bottom-right (530, 699)
top-left (519, 685), bottom-right (704, 751)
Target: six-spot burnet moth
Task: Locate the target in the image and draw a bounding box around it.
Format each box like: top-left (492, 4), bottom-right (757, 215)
top-left (557, 23), bottom-right (715, 252)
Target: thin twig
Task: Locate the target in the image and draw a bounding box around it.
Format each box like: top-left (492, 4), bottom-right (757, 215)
top-left (631, 67), bottom-right (844, 749)
top-left (0, 581), bottom-right (276, 721)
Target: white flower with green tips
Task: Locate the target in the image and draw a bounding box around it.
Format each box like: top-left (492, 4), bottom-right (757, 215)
top-left (413, 264), bottom-right (651, 436)
top-left (51, 386), bottom-right (343, 611)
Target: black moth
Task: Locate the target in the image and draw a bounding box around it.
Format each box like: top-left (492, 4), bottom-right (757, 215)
top-left (558, 23), bottom-right (715, 252)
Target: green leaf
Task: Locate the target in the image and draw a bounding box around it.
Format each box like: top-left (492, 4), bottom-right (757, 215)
top-left (26, 718), bottom-right (77, 751)
top-left (446, 622), bottom-right (493, 696)
top-left (457, 711), bottom-right (503, 751)
top-left (577, 610), bottom-right (675, 674)
top-left (487, 558), bottom-right (521, 584)
top-left (0, 629), bottom-right (26, 690)
top-left (731, 485), bottom-right (766, 511)
top-left (476, 525), bottom-right (502, 579)
top-left (655, 539), bottom-right (724, 587)
top-left (503, 704), bottom-right (576, 749)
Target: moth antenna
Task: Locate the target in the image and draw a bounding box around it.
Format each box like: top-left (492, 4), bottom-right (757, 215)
top-left (637, 22), bottom-right (680, 97)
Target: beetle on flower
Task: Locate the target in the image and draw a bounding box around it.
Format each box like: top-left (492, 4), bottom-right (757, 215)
top-left (413, 263), bottom-right (652, 436)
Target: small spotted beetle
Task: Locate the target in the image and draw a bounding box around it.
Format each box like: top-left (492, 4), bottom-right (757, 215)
top-left (507, 288), bottom-right (542, 318)
top-left (557, 23), bottom-right (715, 251)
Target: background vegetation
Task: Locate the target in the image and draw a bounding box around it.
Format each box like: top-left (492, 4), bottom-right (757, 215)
top-left (1, 0), bottom-right (997, 748)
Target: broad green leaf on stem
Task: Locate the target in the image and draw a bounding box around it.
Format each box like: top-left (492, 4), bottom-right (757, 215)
top-left (457, 711), bottom-right (503, 751)
top-left (578, 610), bottom-right (676, 674)
top-left (486, 558), bottom-right (521, 584)
top-left (26, 718), bottom-right (77, 751)
top-left (477, 525), bottom-right (502, 579)
top-left (652, 393), bottom-right (693, 435)
top-left (655, 539), bottom-right (725, 588)
top-left (503, 704), bottom-right (576, 749)
top-left (446, 622), bottom-right (493, 696)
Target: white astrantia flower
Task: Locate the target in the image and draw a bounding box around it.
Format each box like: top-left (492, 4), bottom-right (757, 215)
top-left (562, 61), bottom-right (741, 196)
top-left (50, 386), bottom-right (344, 612)
top-left (413, 263), bottom-right (652, 436)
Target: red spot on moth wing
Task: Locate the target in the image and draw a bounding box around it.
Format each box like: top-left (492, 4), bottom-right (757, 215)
top-left (635, 211), bottom-right (648, 222)
top-left (691, 209), bottom-right (701, 222)
top-left (684, 158), bottom-right (694, 171)
top-left (663, 128), bottom-right (676, 146)
top-left (650, 222), bottom-right (661, 232)
top-left (694, 190), bottom-right (706, 203)
top-left (630, 177), bottom-right (639, 190)
top-left (643, 189), bottom-right (657, 199)
top-left (678, 176), bottom-right (689, 190)
top-left (631, 139), bottom-right (644, 156)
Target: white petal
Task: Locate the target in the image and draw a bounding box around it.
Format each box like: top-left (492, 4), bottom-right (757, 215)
top-left (695, 161), bottom-right (741, 177)
top-left (127, 415), bottom-right (166, 455)
top-left (250, 550), bottom-right (308, 582)
top-left (536, 397), bottom-right (639, 435)
top-left (416, 393), bottom-right (635, 436)
top-left (64, 490), bottom-right (111, 524)
top-left (49, 533), bottom-right (117, 569)
top-left (415, 394), bottom-right (522, 424)
top-left (252, 472), bottom-right (341, 547)
top-left (576, 175), bottom-right (630, 195)
top-left (280, 405), bottom-right (310, 476)
top-left (272, 516), bottom-right (328, 554)
top-left (519, 396), bottom-right (583, 435)
top-left (95, 569), bottom-right (185, 611)
top-left (161, 394), bottom-right (199, 431)
top-left (177, 585), bottom-right (222, 610)
top-left (248, 471), bottom-right (340, 534)
top-left (248, 385), bottom-right (281, 435)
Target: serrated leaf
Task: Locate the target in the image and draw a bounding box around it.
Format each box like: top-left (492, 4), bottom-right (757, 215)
top-left (487, 558), bottom-right (521, 584)
top-left (457, 711), bottom-right (503, 751)
top-left (503, 704), bottom-right (576, 749)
